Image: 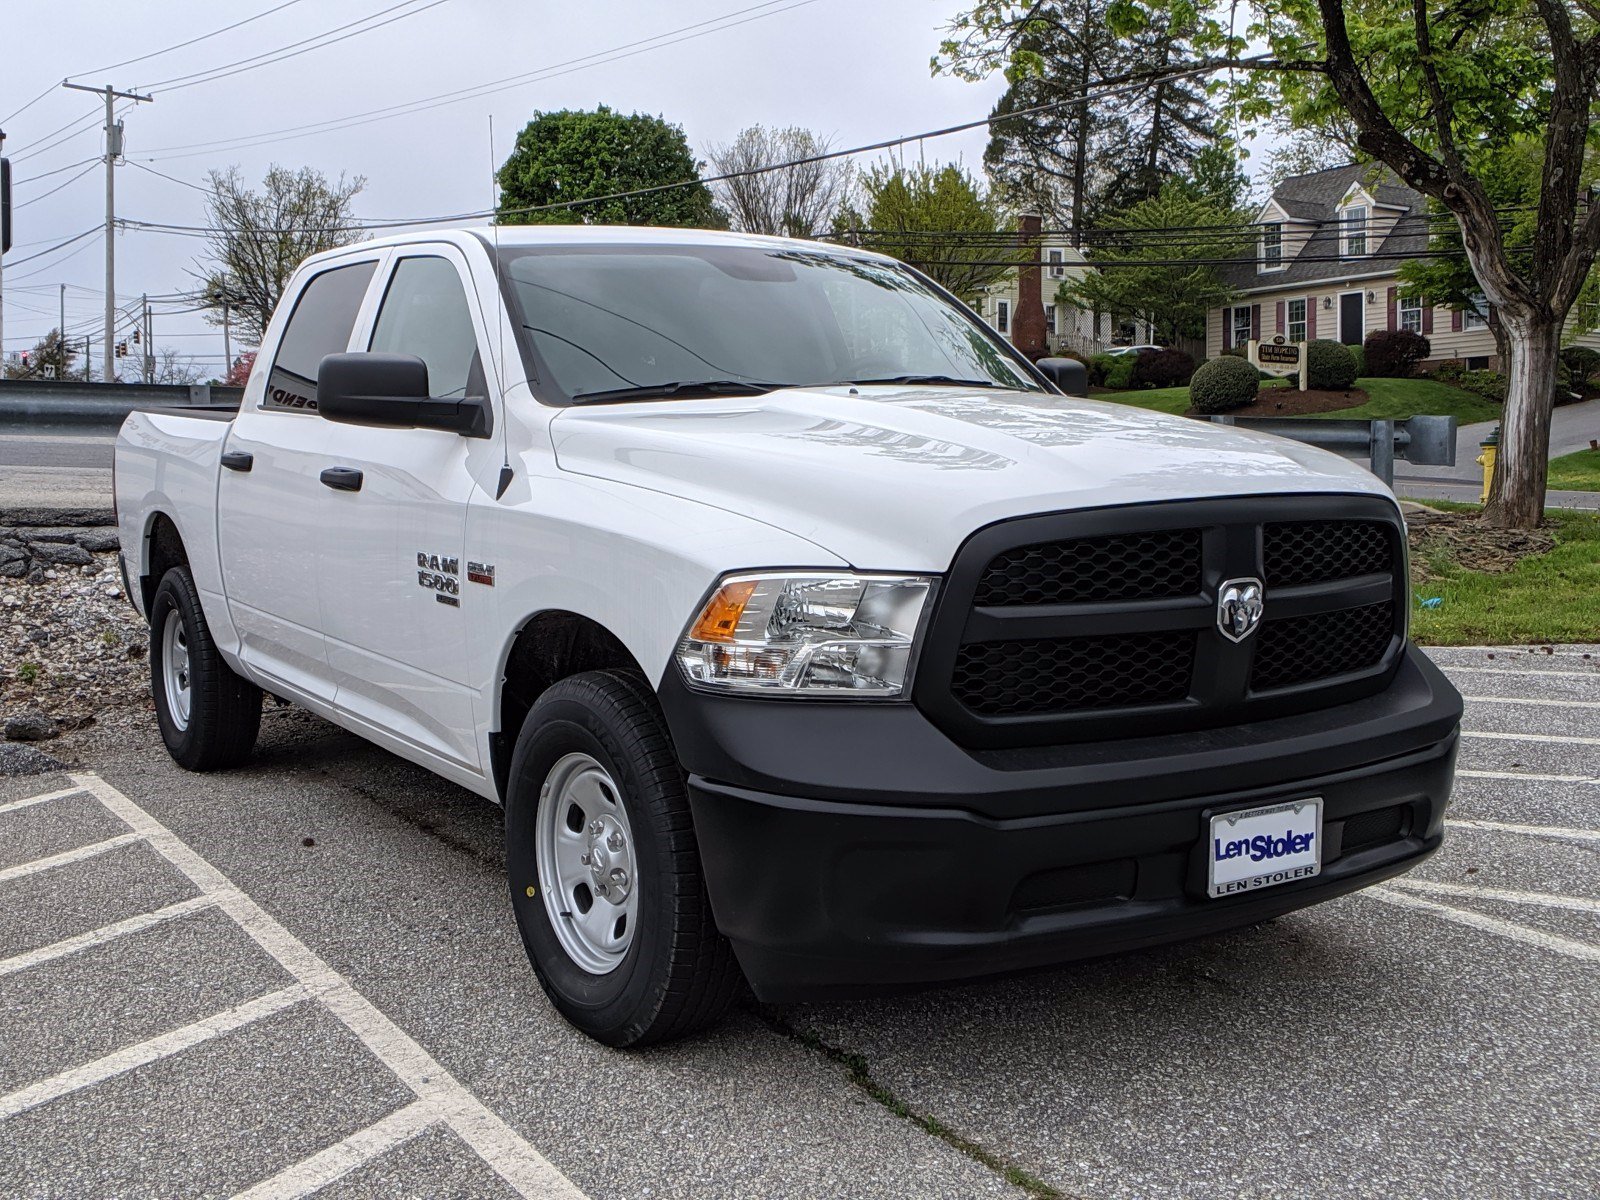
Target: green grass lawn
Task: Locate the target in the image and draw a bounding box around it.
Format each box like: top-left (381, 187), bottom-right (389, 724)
top-left (1547, 448), bottom-right (1600, 492)
top-left (1102, 376), bottom-right (1503, 423)
top-left (1409, 503), bottom-right (1600, 645)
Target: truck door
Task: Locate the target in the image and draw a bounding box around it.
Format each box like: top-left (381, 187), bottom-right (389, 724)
top-left (312, 248), bottom-right (503, 771)
top-left (218, 257), bottom-right (381, 701)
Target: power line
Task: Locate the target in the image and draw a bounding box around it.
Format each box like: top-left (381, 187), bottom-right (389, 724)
top-left (125, 159), bottom-right (213, 194)
top-left (3, 227), bottom-right (101, 269)
top-left (69, 0), bottom-right (312, 81)
top-left (11, 156), bottom-right (100, 185)
top-left (143, 0), bottom-right (453, 93)
top-left (138, 0), bottom-right (820, 160)
top-left (1, 83), bottom-right (59, 127)
top-left (14, 162), bottom-right (99, 210)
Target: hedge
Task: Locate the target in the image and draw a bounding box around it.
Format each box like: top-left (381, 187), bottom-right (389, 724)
top-left (1188, 356), bottom-right (1260, 413)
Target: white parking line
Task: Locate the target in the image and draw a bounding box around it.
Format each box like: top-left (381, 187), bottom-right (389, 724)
top-left (1447, 818), bottom-right (1600, 844)
top-left (1461, 730), bottom-right (1600, 746)
top-left (230, 1100), bottom-right (438, 1200)
top-left (1387, 878), bottom-right (1600, 916)
top-left (0, 895), bottom-right (218, 977)
top-left (0, 786), bottom-right (85, 816)
top-left (1457, 769), bottom-right (1599, 784)
top-left (0, 984), bottom-right (311, 1121)
top-left (1439, 667), bottom-right (1600, 680)
top-left (0, 832), bottom-right (142, 884)
top-left (68, 774), bottom-right (586, 1200)
top-left (1462, 695), bottom-right (1600, 709)
top-left (1367, 887), bottom-right (1600, 963)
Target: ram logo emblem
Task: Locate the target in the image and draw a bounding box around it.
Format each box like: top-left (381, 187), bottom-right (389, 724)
top-left (1217, 577), bottom-right (1265, 643)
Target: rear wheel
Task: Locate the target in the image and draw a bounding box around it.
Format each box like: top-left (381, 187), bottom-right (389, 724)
top-left (504, 669), bottom-right (741, 1046)
top-left (149, 565), bottom-right (262, 771)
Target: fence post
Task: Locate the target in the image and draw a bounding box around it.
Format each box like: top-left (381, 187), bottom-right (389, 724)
top-left (1370, 419), bottom-right (1395, 485)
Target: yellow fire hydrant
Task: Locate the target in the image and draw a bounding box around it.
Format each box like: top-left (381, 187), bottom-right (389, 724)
top-left (1475, 426), bottom-right (1499, 503)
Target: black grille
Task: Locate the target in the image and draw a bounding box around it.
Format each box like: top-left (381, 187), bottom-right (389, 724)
top-left (952, 631), bottom-right (1194, 716)
top-left (1340, 805), bottom-right (1409, 855)
top-left (1251, 602), bottom-right (1394, 691)
top-left (974, 529), bottom-right (1201, 607)
top-left (1264, 520), bottom-right (1392, 586)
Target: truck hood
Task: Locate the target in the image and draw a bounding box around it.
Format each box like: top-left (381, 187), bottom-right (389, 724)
top-left (549, 385), bottom-right (1395, 570)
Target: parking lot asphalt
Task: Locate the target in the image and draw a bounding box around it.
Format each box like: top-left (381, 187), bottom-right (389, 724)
top-left (0, 645), bottom-right (1595, 1199)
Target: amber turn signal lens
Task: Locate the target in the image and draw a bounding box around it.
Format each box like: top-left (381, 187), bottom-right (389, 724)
top-left (689, 579), bottom-right (759, 643)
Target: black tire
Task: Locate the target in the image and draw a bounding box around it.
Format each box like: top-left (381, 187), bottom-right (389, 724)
top-left (505, 669), bottom-right (742, 1047)
top-left (149, 565), bottom-right (262, 771)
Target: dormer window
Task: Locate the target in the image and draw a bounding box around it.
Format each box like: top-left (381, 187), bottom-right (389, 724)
top-left (1343, 205), bottom-right (1368, 257)
top-left (1260, 223), bottom-right (1283, 271)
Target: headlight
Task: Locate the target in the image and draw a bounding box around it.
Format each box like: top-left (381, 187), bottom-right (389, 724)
top-left (676, 572), bottom-right (934, 697)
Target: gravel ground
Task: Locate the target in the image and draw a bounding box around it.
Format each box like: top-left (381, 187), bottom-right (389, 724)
top-left (0, 547), bottom-right (148, 742)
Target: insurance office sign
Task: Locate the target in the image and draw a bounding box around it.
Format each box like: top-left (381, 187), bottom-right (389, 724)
top-left (1247, 336), bottom-right (1308, 391)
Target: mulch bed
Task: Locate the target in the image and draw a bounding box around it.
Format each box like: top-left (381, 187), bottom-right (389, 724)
top-left (1403, 503), bottom-right (1556, 583)
top-left (1190, 387), bottom-right (1370, 418)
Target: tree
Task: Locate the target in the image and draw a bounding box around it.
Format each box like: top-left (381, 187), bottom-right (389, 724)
top-left (148, 347), bottom-right (206, 386)
top-left (222, 351), bottom-right (257, 388)
top-left (936, 2), bottom-right (1219, 238)
top-left (196, 165), bottom-right (366, 346)
top-left (841, 162), bottom-right (1018, 301)
top-left (497, 107), bottom-right (723, 228)
top-left (704, 125), bottom-right (853, 238)
top-left (1116, 0), bottom-right (1600, 528)
top-left (2, 329), bottom-right (81, 380)
top-left (1061, 184), bottom-right (1246, 346)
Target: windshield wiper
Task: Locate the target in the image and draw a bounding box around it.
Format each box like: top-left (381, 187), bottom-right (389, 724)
top-left (570, 380), bottom-right (781, 404)
top-left (841, 374), bottom-right (1011, 390)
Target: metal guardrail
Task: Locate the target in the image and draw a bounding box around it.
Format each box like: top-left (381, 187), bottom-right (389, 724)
top-left (1205, 415), bottom-right (1458, 485)
top-left (0, 379), bottom-right (244, 428)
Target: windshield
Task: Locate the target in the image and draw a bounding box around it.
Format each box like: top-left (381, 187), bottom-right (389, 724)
top-left (497, 244), bottom-right (1043, 402)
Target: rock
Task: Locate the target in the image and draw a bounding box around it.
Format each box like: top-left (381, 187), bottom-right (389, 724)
top-left (30, 542), bottom-right (93, 567)
top-left (77, 529), bottom-right (122, 552)
top-left (25, 628), bottom-right (48, 645)
top-left (26, 566), bottom-right (44, 584)
top-left (0, 560), bottom-right (24, 579)
top-left (0, 743), bottom-right (67, 776)
top-left (0, 545), bottom-right (24, 566)
top-left (4, 711), bottom-right (59, 742)
top-left (0, 507), bottom-right (115, 528)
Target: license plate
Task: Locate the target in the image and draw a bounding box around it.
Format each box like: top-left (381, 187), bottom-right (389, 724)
top-left (1207, 798), bottom-right (1323, 899)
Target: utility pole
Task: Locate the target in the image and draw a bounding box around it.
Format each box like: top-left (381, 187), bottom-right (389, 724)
top-left (222, 301), bottom-right (232, 377)
top-left (62, 82), bottom-right (152, 382)
top-left (1, 128), bottom-right (8, 373)
top-left (142, 293), bottom-right (153, 383)
top-left (59, 284), bottom-right (66, 378)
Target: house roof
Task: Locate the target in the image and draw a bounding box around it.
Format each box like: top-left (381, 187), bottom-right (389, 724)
top-left (1225, 163), bottom-right (1427, 290)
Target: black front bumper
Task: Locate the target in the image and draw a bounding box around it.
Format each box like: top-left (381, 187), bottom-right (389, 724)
top-left (660, 647), bottom-right (1462, 1003)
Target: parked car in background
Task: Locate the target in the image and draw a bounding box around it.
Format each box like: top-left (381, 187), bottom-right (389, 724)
top-left (1106, 343), bottom-right (1165, 356)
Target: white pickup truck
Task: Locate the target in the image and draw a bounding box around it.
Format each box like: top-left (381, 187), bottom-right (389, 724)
top-left (116, 227), bottom-right (1462, 1046)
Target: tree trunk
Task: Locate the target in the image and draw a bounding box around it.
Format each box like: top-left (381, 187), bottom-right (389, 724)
top-left (1484, 317), bottom-right (1561, 529)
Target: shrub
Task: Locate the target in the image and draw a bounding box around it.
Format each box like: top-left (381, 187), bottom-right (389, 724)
top-left (1188, 356), bottom-right (1260, 413)
top-left (1363, 329), bottom-right (1431, 378)
top-left (1086, 352), bottom-right (1118, 387)
top-left (1103, 355), bottom-right (1137, 390)
top-left (1133, 347), bottom-right (1195, 389)
top-left (1431, 358), bottom-right (1466, 384)
top-left (1559, 346), bottom-right (1600, 394)
top-left (1349, 344), bottom-right (1366, 378)
top-left (1305, 339), bottom-right (1358, 390)
top-left (1458, 369), bottom-right (1506, 402)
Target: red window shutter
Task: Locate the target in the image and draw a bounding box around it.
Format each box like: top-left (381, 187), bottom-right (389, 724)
top-left (1251, 304), bottom-right (1261, 342)
top-left (1422, 304), bottom-right (1434, 334)
top-left (1275, 301), bottom-right (1286, 334)
top-left (1222, 308), bottom-right (1232, 350)
top-left (1451, 309), bottom-right (1462, 332)
top-left (1386, 286), bottom-right (1397, 331)
top-left (1308, 298), bottom-right (1318, 339)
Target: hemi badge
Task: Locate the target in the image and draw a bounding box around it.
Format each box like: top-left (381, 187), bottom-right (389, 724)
top-left (467, 561), bottom-right (496, 586)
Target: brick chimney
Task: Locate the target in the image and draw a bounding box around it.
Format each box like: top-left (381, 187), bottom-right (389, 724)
top-left (1011, 213), bottom-right (1047, 359)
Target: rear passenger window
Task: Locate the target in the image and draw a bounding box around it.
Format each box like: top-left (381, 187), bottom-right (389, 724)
top-left (368, 256), bottom-right (484, 400)
top-left (263, 261), bottom-right (377, 412)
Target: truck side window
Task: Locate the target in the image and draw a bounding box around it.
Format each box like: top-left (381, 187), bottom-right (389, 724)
top-left (263, 261), bottom-right (377, 412)
top-left (369, 256), bottom-right (484, 400)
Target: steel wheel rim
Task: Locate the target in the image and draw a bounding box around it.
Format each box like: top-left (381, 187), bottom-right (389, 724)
top-left (535, 752), bottom-right (638, 975)
top-left (161, 609), bottom-right (192, 731)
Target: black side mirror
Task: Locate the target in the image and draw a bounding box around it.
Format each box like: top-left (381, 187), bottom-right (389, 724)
top-left (316, 352), bottom-right (491, 438)
top-left (1035, 357), bottom-right (1089, 397)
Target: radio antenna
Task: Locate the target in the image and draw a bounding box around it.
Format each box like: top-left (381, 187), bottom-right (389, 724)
top-left (490, 113), bottom-right (513, 499)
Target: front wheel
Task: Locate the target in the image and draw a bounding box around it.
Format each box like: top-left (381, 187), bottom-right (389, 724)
top-left (504, 669), bottom-right (741, 1046)
top-left (149, 565), bottom-right (262, 771)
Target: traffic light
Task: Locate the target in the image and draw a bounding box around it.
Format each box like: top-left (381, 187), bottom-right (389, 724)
top-left (115, 342), bottom-right (127, 359)
top-left (19, 351), bottom-right (29, 369)
top-left (131, 327), bottom-right (141, 345)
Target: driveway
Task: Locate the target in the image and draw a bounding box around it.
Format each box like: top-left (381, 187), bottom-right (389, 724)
top-left (0, 647), bottom-right (1595, 1198)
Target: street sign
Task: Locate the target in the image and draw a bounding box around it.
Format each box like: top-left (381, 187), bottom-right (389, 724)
top-left (1246, 339), bottom-right (1308, 391)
